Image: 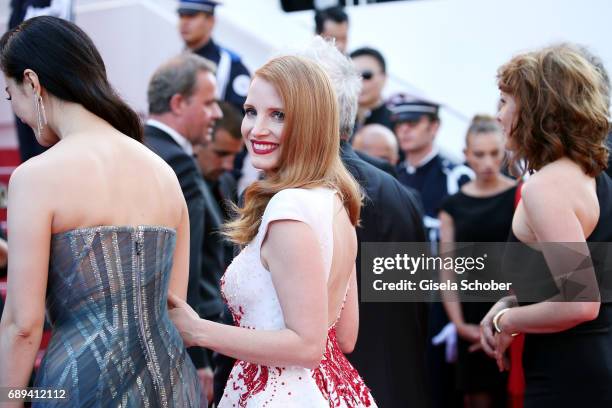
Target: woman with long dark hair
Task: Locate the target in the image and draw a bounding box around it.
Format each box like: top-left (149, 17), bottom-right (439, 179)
top-left (0, 16), bottom-right (200, 406)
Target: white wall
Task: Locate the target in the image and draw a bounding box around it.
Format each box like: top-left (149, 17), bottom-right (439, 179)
top-left (0, 0), bottom-right (185, 146)
top-left (0, 0), bottom-right (610, 158)
top-left (214, 0), bottom-right (612, 158)
top-left (74, 0), bottom-right (183, 114)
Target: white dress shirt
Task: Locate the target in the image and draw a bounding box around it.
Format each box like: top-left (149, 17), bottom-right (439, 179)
top-left (146, 119), bottom-right (194, 156)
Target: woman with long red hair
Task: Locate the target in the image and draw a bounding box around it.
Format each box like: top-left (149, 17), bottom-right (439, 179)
top-left (168, 55), bottom-right (377, 407)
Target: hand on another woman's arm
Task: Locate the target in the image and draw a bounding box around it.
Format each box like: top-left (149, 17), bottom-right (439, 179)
top-left (169, 219), bottom-right (329, 369)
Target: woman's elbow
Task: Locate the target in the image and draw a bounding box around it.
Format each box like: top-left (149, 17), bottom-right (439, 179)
top-left (576, 302), bottom-right (600, 323)
top-left (560, 302), bottom-right (601, 328)
top-left (299, 341), bottom-right (326, 370)
top-left (4, 314), bottom-right (45, 342)
top-left (338, 333), bottom-right (357, 354)
top-left (339, 341), bottom-right (355, 354)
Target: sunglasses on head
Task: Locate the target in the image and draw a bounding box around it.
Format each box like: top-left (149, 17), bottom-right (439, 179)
top-left (361, 70), bottom-right (375, 81)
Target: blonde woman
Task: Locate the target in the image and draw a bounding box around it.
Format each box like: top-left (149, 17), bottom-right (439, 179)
top-left (168, 56), bottom-right (377, 407)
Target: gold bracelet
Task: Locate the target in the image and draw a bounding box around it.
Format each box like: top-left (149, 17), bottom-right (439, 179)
top-left (492, 308), bottom-right (519, 336)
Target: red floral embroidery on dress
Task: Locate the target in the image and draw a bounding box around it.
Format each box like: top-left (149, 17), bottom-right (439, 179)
top-left (312, 327), bottom-right (373, 407)
top-left (235, 362), bottom-right (284, 408)
top-left (232, 306), bottom-right (245, 327)
top-left (236, 362), bottom-right (268, 407)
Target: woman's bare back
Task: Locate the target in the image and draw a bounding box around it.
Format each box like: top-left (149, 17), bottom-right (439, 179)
top-left (25, 128), bottom-right (184, 235)
top-left (327, 194), bottom-right (358, 328)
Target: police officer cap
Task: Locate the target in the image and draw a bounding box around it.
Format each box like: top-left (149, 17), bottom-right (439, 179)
top-left (388, 93), bottom-right (439, 124)
top-left (178, 0), bottom-right (221, 15)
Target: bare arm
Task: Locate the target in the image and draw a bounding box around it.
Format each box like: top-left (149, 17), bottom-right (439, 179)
top-left (439, 210), bottom-right (481, 346)
top-left (480, 294), bottom-right (518, 358)
top-left (168, 199), bottom-right (190, 301)
top-left (439, 211), bottom-right (463, 323)
top-left (335, 266), bottom-right (358, 354)
top-left (169, 220), bottom-right (328, 369)
top-left (0, 164), bottom-right (51, 395)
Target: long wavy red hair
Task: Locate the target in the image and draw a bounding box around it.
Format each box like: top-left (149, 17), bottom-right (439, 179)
top-left (223, 56), bottom-right (362, 245)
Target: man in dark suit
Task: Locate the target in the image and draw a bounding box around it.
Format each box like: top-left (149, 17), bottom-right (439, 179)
top-left (353, 148), bottom-right (397, 177)
top-left (297, 37), bottom-right (431, 407)
top-left (191, 101), bottom-right (244, 405)
top-left (145, 53), bottom-right (223, 401)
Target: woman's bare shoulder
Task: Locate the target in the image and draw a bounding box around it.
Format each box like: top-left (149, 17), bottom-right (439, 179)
top-left (520, 160), bottom-right (598, 237)
top-left (9, 150), bottom-right (61, 192)
top-left (523, 159), bottom-right (589, 198)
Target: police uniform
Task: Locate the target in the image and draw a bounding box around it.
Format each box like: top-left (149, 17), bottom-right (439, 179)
top-left (193, 39), bottom-right (250, 110)
top-left (397, 151), bottom-right (473, 242)
top-left (178, 0), bottom-right (251, 111)
top-left (389, 97), bottom-right (474, 243)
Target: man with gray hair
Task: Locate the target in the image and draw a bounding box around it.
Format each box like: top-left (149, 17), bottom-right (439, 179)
top-left (145, 52), bottom-right (223, 402)
top-left (293, 37), bottom-right (431, 408)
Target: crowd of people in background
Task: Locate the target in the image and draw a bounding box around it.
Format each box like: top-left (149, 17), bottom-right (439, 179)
top-left (0, 1), bottom-right (611, 408)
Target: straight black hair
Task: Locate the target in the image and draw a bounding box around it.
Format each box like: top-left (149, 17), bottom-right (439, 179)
top-left (0, 16), bottom-right (143, 142)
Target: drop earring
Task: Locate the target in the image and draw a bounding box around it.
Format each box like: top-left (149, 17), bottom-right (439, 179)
top-left (34, 92), bottom-right (47, 138)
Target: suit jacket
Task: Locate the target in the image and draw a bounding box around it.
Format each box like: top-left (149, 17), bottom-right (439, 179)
top-left (211, 173), bottom-right (240, 268)
top-left (199, 179), bottom-right (226, 318)
top-left (340, 140), bottom-right (431, 408)
top-left (355, 150), bottom-right (398, 178)
top-left (145, 124), bottom-right (209, 368)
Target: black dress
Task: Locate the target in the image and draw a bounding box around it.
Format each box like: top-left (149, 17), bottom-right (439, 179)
top-left (507, 173), bottom-right (612, 408)
top-left (441, 186), bottom-right (517, 398)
